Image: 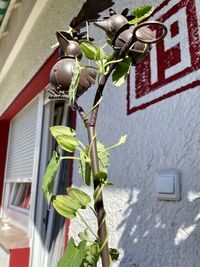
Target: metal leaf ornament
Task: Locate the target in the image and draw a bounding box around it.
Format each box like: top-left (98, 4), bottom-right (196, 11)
top-left (70, 0), bottom-right (115, 30)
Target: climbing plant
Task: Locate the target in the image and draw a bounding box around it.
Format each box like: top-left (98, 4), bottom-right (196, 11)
top-left (42, 1), bottom-right (167, 266)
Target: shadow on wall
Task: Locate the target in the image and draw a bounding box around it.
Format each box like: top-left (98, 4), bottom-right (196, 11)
top-left (117, 187), bottom-right (200, 267)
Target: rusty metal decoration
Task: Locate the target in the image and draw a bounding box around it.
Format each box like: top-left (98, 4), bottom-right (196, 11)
top-left (70, 0), bottom-right (115, 29)
top-left (94, 9), bottom-right (167, 65)
top-left (49, 31), bottom-right (96, 100)
top-left (49, 0), bottom-right (115, 100)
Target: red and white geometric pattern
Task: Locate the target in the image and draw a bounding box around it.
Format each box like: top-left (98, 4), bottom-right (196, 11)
top-left (128, 0), bottom-right (200, 114)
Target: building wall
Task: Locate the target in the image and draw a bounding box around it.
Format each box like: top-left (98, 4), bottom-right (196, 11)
top-left (69, 0), bottom-right (200, 266)
top-left (0, 0), bottom-right (200, 266)
top-left (0, 0), bottom-right (85, 116)
top-left (0, 246), bottom-right (9, 267)
top-left (0, 1), bottom-right (84, 266)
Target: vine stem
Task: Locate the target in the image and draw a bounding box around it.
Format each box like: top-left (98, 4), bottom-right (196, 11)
top-left (74, 27), bottom-right (147, 267)
top-left (77, 210), bottom-right (99, 240)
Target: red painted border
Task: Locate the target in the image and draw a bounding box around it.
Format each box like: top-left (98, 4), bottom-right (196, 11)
top-left (0, 121), bottom-right (9, 207)
top-left (127, 77), bottom-right (200, 113)
top-left (9, 248), bottom-right (30, 267)
top-left (127, 0), bottom-right (200, 114)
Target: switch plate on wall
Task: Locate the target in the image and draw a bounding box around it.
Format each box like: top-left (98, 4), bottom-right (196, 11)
top-left (157, 170), bottom-right (181, 201)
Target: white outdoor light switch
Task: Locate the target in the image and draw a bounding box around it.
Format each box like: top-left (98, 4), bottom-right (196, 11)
top-left (157, 170), bottom-right (181, 201)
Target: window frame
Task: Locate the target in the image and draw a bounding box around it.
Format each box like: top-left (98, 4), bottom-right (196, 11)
top-left (30, 90), bottom-right (74, 267)
top-left (1, 92), bottom-right (44, 233)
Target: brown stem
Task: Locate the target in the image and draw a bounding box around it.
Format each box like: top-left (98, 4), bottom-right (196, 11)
top-left (74, 30), bottom-right (141, 267)
top-left (75, 101), bottom-right (110, 266)
top-left (87, 125), bottom-right (110, 267)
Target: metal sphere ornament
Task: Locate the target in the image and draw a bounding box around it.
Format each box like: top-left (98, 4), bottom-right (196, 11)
top-left (49, 31), bottom-right (96, 100)
top-left (94, 9), bottom-right (167, 65)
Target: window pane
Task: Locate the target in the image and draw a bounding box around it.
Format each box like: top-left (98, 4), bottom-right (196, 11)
top-left (10, 183), bottom-right (31, 210)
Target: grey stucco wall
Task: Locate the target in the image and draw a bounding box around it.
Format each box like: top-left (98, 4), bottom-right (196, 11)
top-left (0, 0), bottom-right (200, 266)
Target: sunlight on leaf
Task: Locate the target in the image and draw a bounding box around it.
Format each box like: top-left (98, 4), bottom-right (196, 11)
top-left (57, 238), bottom-right (86, 267)
top-left (112, 57), bottom-right (132, 87)
top-left (95, 47), bottom-right (106, 61)
top-left (129, 6), bottom-right (154, 25)
top-left (78, 230), bottom-right (91, 242)
top-left (107, 135), bottom-right (127, 151)
top-left (80, 40), bottom-right (99, 60)
top-left (97, 141), bottom-right (109, 175)
top-left (118, 135), bottom-right (127, 145)
top-left (68, 60), bottom-right (81, 106)
top-left (42, 151), bottom-right (61, 205)
top-left (50, 126), bottom-right (79, 153)
top-left (68, 188), bottom-right (91, 207)
top-left (52, 188), bottom-right (91, 219)
top-left (79, 148), bottom-right (92, 186)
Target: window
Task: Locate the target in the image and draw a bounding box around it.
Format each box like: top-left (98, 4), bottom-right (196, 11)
top-left (9, 182), bottom-right (31, 210)
top-left (2, 88), bottom-right (74, 266)
top-left (2, 93), bottom-right (44, 231)
top-left (30, 93), bottom-right (75, 267)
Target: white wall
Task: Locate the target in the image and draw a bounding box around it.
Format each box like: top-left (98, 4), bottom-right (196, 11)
top-left (69, 0), bottom-right (200, 266)
top-left (0, 246), bottom-right (9, 267)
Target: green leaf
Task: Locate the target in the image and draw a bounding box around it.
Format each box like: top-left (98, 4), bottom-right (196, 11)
top-left (58, 238), bottom-right (86, 267)
top-left (118, 135), bottom-right (127, 145)
top-left (42, 151), bottom-right (61, 205)
top-left (68, 60), bottom-right (80, 106)
top-left (79, 148), bottom-right (92, 186)
top-left (112, 57), bottom-right (132, 87)
top-left (109, 248), bottom-right (120, 261)
top-left (106, 135), bottom-right (127, 151)
top-left (97, 141), bottom-right (109, 175)
top-left (79, 142), bottom-right (109, 186)
top-left (106, 53), bottom-right (115, 61)
top-left (81, 242), bottom-right (100, 267)
top-left (94, 171), bottom-right (107, 182)
top-left (50, 126), bottom-right (79, 153)
top-left (106, 38), bottom-right (113, 47)
top-left (67, 188), bottom-right (91, 208)
top-left (52, 196), bottom-right (77, 219)
top-left (129, 6), bottom-right (154, 25)
top-left (95, 47), bottom-right (106, 61)
top-left (66, 26), bottom-right (74, 37)
top-left (105, 181), bottom-right (113, 186)
top-left (78, 230), bottom-right (91, 242)
top-left (52, 188), bottom-right (91, 219)
top-left (80, 40), bottom-right (99, 60)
